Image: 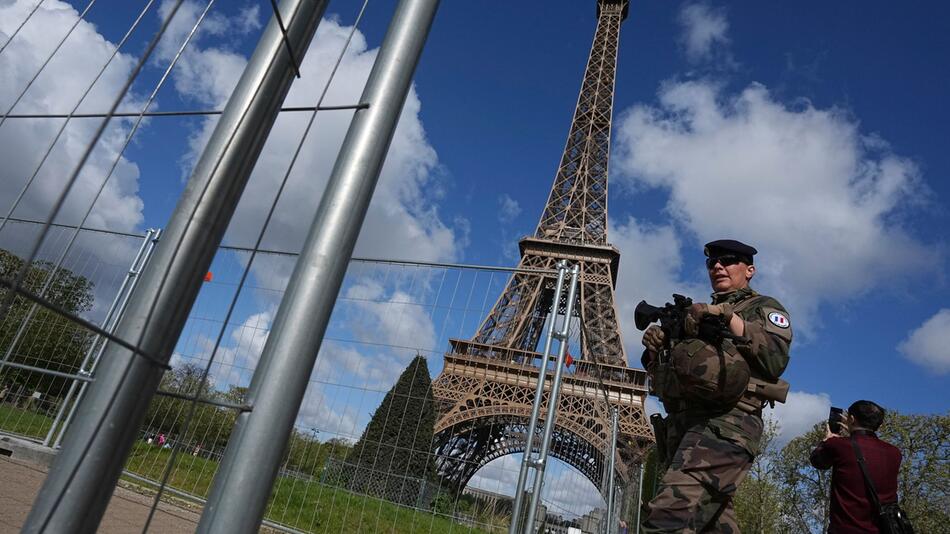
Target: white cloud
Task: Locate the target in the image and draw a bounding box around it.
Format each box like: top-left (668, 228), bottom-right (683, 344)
top-left (0, 0), bottom-right (150, 319)
top-left (157, 1), bottom-right (463, 288)
top-left (898, 309), bottom-right (950, 374)
top-left (344, 278), bottom-right (438, 353)
top-left (614, 80), bottom-right (932, 334)
top-left (765, 390), bottom-right (831, 446)
top-left (154, 0), bottom-right (261, 108)
top-left (678, 2), bottom-right (730, 63)
top-left (202, 309), bottom-right (273, 388)
top-left (468, 454), bottom-right (605, 520)
top-left (540, 464), bottom-right (606, 519)
top-left (0, 0), bottom-right (145, 232)
top-left (297, 381), bottom-right (361, 441)
top-left (644, 396), bottom-right (665, 418)
top-left (468, 453), bottom-right (521, 496)
top-left (497, 193), bottom-right (522, 223)
top-left (610, 216), bottom-right (708, 360)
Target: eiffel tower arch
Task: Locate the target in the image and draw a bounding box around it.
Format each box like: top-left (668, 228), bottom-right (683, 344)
top-left (431, 0), bottom-right (653, 506)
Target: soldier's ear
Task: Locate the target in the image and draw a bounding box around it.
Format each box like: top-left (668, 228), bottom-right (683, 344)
top-left (746, 264), bottom-right (755, 281)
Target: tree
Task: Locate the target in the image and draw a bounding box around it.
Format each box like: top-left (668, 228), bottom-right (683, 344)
top-left (142, 363), bottom-right (234, 451)
top-left (876, 411), bottom-right (950, 533)
top-left (0, 249), bottom-right (95, 399)
top-left (775, 422), bottom-right (831, 533)
top-left (635, 446), bottom-right (659, 530)
top-left (734, 419), bottom-right (786, 533)
top-left (343, 355), bottom-right (437, 504)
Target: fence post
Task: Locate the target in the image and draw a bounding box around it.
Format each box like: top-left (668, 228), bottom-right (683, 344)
top-left (196, 0), bottom-right (441, 532)
top-left (605, 406), bottom-right (619, 534)
top-left (22, 2), bottom-right (329, 532)
top-left (524, 263), bottom-right (581, 533)
top-left (43, 228), bottom-right (160, 447)
top-left (509, 260), bottom-right (569, 534)
top-left (635, 461), bottom-right (644, 534)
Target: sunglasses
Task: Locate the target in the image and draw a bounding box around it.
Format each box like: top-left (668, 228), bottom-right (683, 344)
top-left (705, 255), bottom-right (746, 270)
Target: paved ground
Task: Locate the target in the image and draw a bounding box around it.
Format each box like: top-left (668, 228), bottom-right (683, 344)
top-left (0, 455), bottom-right (201, 533)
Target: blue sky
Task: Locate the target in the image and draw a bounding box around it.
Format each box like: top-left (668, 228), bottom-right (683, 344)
top-left (2, 0), bottom-right (949, 519)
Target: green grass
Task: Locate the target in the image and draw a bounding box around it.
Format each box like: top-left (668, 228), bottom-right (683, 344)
top-left (123, 442), bottom-right (502, 534)
top-left (0, 402), bottom-right (54, 439)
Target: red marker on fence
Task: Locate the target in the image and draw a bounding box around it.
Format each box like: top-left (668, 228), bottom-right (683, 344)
top-left (204, 271), bottom-right (213, 282)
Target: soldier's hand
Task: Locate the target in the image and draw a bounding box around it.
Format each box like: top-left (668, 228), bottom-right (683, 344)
top-left (641, 325), bottom-right (665, 353)
top-left (685, 303), bottom-right (735, 337)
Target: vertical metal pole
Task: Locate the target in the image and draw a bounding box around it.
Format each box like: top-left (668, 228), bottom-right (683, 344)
top-left (635, 462), bottom-right (644, 534)
top-left (197, 1), bottom-right (441, 532)
top-left (41, 228), bottom-right (156, 447)
top-left (509, 260), bottom-right (569, 534)
top-left (48, 229), bottom-right (162, 449)
top-left (23, 2), bottom-right (328, 532)
top-left (605, 406), bottom-right (619, 534)
top-left (525, 263), bottom-right (580, 533)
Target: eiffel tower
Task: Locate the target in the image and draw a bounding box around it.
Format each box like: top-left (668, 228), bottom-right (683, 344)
top-left (431, 0), bottom-right (652, 507)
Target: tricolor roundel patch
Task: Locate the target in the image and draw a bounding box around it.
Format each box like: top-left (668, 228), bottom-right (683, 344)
top-left (768, 312), bottom-right (790, 329)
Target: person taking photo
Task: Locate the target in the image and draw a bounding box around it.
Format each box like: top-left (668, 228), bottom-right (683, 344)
top-left (810, 400), bottom-right (904, 533)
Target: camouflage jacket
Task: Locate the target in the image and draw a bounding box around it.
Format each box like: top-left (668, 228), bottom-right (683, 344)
top-left (668, 287), bottom-right (792, 456)
top-left (714, 287), bottom-right (792, 382)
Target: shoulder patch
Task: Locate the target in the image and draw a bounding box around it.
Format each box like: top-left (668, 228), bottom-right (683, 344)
top-left (768, 311), bottom-right (790, 329)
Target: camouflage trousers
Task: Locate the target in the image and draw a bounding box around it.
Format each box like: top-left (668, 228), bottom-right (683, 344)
top-left (642, 425), bottom-right (753, 533)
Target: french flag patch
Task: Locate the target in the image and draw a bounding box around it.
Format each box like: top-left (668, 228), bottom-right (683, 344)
top-left (768, 312), bottom-right (790, 329)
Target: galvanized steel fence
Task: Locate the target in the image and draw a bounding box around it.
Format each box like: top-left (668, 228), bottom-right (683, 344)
top-left (0, 220), bottom-right (619, 533)
top-left (0, 0), bottom-right (632, 532)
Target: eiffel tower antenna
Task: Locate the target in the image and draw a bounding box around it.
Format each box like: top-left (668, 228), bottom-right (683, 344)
top-left (432, 0), bottom-right (652, 518)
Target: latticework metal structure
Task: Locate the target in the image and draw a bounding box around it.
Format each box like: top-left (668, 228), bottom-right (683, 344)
top-left (432, 0), bottom-right (652, 504)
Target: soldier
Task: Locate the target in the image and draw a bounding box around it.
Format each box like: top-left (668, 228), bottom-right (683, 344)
top-left (640, 239), bottom-right (792, 533)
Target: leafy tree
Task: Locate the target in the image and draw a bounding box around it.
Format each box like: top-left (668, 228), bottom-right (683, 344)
top-left (281, 429), bottom-right (351, 478)
top-left (143, 363), bottom-right (234, 451)
top-left (344, 355), bottom-right (436, 503)
top-left (876, 411), bottom-right (950, 533)
top-left (0, 249), bottom-right (95, 400)
top-left (734, 419), bottom-right (786, 533)
top-left (775, 422), bottom-right (831, 533)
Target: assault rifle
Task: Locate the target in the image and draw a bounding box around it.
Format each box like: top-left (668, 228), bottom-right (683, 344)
top-left (634, 294), bottom-right (735, 347)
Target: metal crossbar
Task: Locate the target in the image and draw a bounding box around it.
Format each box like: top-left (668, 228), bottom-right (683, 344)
top-left (0, 103), bottom-right (368, 120)
top-left (0, 277), bottom-right (169, 371)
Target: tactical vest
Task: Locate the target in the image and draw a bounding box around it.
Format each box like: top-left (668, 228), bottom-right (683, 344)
top-left (649, 294), bottom-right (776, 410)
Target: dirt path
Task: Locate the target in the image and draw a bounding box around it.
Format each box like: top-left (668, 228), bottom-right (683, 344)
top-left (0, 455), bottom-right (201, 533)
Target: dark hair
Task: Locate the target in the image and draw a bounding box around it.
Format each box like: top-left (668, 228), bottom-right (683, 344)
top-left (848, 400), bottom-right (886, 431)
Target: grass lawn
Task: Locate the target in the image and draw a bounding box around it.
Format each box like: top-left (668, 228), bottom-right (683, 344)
top-left (0, 403), bottom-right (54, 439)
top-left (123, 442), bottom-right (501, 534)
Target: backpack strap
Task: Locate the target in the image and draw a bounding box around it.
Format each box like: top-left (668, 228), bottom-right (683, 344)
top-left (850, 434), bottom-right (884, 514)
top-left (731, 293), bottom-right (762, 314)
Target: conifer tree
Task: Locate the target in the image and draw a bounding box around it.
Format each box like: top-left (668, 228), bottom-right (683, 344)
top-left (345, 354), bottom-right (436, 501)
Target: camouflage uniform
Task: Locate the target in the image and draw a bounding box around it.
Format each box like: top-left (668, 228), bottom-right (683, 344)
top-left (643, 287), bottom-right (792, 533)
